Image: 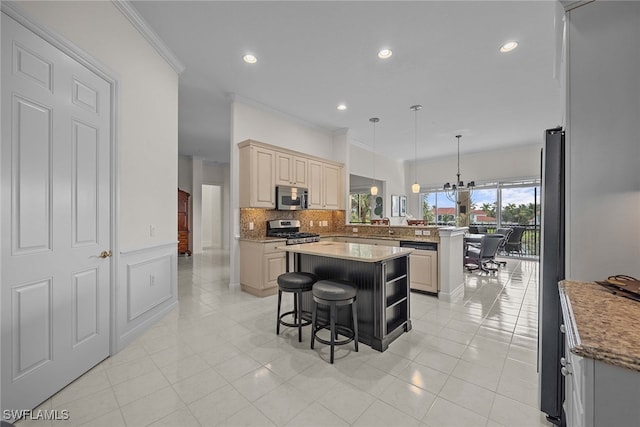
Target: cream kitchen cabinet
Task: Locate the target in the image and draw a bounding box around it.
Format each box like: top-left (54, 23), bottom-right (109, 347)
top-left (275, 151), bottom-right (308, 187)
top-left (408, 249), bottom-right (438, 294)
top-left (239, 142), bottom-right (276, 208)
top-left (238, 140), bottom-right (343, 210)
top-left (308, 159), bottom-right (343, 210)
top-left (239, 240), bottom-right (285, 297)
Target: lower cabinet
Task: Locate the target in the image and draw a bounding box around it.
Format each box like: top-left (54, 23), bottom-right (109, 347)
top-left (239, 241), bottom-right (285, 297)
top-left (563, 331), bottom-right (640, 427)
top-left (408, 249), bottom-right (438, 294)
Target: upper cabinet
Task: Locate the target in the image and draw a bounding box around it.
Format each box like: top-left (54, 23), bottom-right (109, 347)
top-left (308, 159), bottom-right (342, 210)
top-left (275, 151), bottom-right (308, 187)
top-left (239, 140), bottom-right (343, 210)
top-left (239, 142), bottom-right (276, 208)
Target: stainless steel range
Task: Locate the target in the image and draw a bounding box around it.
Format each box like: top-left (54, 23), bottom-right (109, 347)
top-left (266, 220), bottom-right (320, 245)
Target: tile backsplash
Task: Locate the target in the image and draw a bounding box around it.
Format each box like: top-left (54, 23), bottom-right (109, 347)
top-left (240, 209), bottom-right (345, 239)
top-left (240, 208), bottom-right (439, 240)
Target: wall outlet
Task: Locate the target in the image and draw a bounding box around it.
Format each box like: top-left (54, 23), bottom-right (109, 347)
top-left (323, 221), bottom-right (328, 227)
top-left (310, 220), bottom-right (314, 227)
top-left (414, 229), bottom-right (422, 236)
top-left (423, 230), bottom-right (431, 236)
top-left (149, 225), bottom-right (156, 237)
top-left (249, 222), bottom-right (254, 230)
top-left (352, 227), bottom-right (358, 233)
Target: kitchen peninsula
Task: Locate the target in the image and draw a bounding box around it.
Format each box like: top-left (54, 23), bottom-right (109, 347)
top-left (278, 241), bottom-right (413, 352)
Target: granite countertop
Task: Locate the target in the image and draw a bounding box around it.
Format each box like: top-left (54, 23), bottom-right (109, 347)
top-left (559, 280), bottom-right (640, 372)
top-left (327, 233), bottom-right (439, 243)
top-left (239, 237), bottom-right (287, 243)
top-left (277, 241), bottom-right (414, 263)
top-left (240, 234), bottom-right (439, 244)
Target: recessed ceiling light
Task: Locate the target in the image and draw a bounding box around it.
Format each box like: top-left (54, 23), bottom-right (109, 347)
top-left (499, 41), bottom-right (518, 53)
top-left (337, 104), bottom-right (347, 111)
top-left (243, 54), bottom-right (257, 64)
top-left (377, 49), bottom-right (393, 59)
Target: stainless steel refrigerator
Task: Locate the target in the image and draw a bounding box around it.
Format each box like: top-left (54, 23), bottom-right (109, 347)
top-left (539, 127), bottom-right (565, 425)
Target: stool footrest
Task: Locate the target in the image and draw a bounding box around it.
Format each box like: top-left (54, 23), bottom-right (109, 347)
top-left (313, 324), bottom-right (355, 347)
top-left (279, 310), bottom-right (312, 328)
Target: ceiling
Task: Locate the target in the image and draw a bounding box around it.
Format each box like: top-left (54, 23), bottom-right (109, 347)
top-left (131, 1), bottom-right (563, 164)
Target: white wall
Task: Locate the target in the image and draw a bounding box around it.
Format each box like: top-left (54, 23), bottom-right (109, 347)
top-left (232, 101), bottom-right (338, 161)
top-left (201, 185), bottom-right (222, 248)
top-left (19, 1), bottom-right (179, 250)
top-left (566, 2), bottom-right (640, 279)
top-left (203, 163), bottom-right (229, 250)
top-left (178, 156), bottom-right (193, 193)
top-left (178, 156), bottom-right (230, 252)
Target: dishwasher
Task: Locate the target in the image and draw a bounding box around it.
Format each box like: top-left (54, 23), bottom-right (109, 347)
top-left (400, 241), bottom-right (439, 294)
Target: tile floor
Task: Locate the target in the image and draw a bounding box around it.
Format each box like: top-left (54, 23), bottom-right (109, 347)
top-left (19, 249), bottom-right (552, 427)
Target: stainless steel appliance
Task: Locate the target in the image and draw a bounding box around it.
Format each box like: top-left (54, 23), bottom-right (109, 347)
top-left (276, 186), bottom-right (308, 210)
top-left (539, 126), bottom-right (565, 425)
top-left (266, 220), bottom-right (320, 245)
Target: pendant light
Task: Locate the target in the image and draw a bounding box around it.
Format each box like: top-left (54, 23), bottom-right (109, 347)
top-left (410, 105), bottom-right (422, 193)
top-left (369, 117), bottom-right (379, 196)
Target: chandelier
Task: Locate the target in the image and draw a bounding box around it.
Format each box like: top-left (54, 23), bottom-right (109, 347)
top-left (443, 134), bottom-right (475, 203)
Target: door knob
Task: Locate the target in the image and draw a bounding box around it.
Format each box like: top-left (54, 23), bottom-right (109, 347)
top-left (99, 250), bottom-right (112, 258)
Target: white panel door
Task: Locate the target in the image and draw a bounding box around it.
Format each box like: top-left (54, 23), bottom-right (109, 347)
top-left (1, 14), bottom-right (111, 412)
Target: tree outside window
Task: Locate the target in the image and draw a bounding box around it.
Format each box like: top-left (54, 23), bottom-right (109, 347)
top-left (350, 193), bottom-right (371, 223)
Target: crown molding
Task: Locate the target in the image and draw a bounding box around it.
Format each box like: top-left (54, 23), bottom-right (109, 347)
top-left (111, 0), bottom-right (185, 74)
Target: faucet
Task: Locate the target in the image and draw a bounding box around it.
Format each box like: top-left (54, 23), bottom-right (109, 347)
top-left (382, 217), bottom-right (393, 235)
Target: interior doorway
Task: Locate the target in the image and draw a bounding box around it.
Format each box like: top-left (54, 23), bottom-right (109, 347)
top-left (201, 185), bottom-right (222, 249)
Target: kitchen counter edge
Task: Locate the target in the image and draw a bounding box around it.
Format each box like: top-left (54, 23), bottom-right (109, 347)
top-left (559, 280), bottom-right (640, 372)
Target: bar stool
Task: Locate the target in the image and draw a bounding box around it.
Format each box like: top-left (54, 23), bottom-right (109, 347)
top-left (310, 279), bottom-right (358, 364)
top-left (276, 272), bottom-right (317, 342)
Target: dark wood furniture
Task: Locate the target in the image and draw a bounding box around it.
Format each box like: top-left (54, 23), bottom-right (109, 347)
top-left (178, 189), bottom-right (191, 255)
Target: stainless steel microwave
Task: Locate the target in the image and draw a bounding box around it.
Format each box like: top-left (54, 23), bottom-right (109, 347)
top-left (276, 186), bottom-right (308, 210)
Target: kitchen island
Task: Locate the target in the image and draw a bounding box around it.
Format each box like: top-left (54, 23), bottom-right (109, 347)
top-left (278, 241), bottom-right (414, 352)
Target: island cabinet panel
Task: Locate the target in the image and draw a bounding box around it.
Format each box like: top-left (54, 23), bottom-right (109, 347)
top-left (296, 253), bottom-right (410, 351)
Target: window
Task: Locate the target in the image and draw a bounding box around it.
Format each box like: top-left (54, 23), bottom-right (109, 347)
top-left (421, 181), bottom-right (539, 226)
top-left (419, 191), bottom-right (456, 225)
top-left (470, 188), bottom-right (498, 227)
top-left (500, 185), bottom-right (540, 226)
top-left (350, 193), bottom-right (371, 223)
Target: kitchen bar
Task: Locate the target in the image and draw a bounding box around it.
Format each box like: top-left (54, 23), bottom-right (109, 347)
top-left (278, 241), bottom-right (414, 352)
